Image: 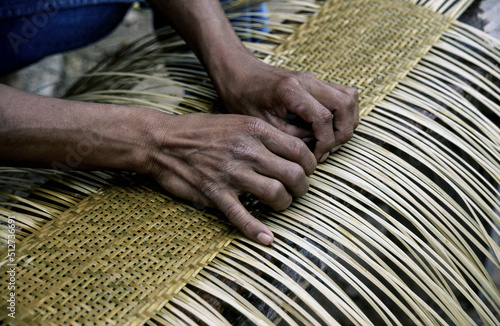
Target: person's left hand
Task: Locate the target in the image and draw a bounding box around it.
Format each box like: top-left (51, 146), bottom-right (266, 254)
top-left (212, 50), bottom-right (360, 163)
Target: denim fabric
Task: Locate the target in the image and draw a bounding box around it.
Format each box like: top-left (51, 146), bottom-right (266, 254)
top-left (0, 0), bottom-right (268, 75)
top-left (0, 0), bottom-right (140, 19)
top-left (0, 1), bottom-right (140, 75)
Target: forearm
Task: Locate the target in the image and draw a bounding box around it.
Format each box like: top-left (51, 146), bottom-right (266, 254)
top-left (148, 0), bottom-right (255, 91)
top-left (0, 84), bottom-right (154, 172)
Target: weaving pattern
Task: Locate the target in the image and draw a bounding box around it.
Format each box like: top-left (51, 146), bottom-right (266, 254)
top-left (265, 0), bottom-right (453, 115)
top-left (1, 0), bottom-right (499, 324)
top-left (4, 185), bottom-right (235, 324)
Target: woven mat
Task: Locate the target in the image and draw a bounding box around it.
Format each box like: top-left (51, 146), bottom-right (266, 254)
top-left (264, 0), bottom-right (452, 115)
top-left (1, 185), bottom-right (236, 324)
top-left (0, 0), bottom-right (469, 324)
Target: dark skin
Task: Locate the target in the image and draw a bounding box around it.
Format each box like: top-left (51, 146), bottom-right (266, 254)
top-left (0, 0), bottom-right (359, 245)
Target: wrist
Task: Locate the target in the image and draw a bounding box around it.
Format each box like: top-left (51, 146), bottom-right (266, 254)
top-left (208, 47), bottom-right (259, 102)
top-left (131, 110), bottom-right (183, 179)
top-left (88, 105), bottom-right (165, 175)
top-left (40, 100), bottom-right (161, 175)
top-left (150, 0), bottom-right (256, 99)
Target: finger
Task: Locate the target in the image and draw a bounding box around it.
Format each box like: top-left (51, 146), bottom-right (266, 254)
top-left (324, 80), bottom-right (357, 95)
top-left (326, 82), bottom-right (359, 127)
top-left (300, 74), bottom-right (358, 110)
top-left (258, 124), bottom-right (317, 175)
top-left (252, 154), bottom-right (310, 198)
top-left (300, 74), bottom-right (360, 143)
top-left (283, 89), bottom-right (335, 162)
top-left (267, 114), bottom-right (313, 139)
top-left (217, 191), bottom-right (274, 245)
top-left (311, 81), bottom-right (359, 145)
top-left (156, 174), bottom-right (215, 209)
top-left (325, 84), bottom-right (359, 146)
top-left (237, 171), bottom-right (293, 210)
top-left (330, 144), bottom-right (342, 153)
top-left (303, 80), bottom-right (359, 142)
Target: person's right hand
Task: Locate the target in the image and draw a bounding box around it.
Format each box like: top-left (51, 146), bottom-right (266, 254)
top-left (0, 84), bottom-right (315, 246)
top-left (144, 113), bottom-right (317, 245)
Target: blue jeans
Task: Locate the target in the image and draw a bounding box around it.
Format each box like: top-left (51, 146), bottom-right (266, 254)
top-left (0, 1), bottom-right (139, 75)
top-left (0, 0), bottom-right (268, 75)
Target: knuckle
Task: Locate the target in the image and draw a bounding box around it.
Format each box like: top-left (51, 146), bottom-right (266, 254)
top-left (346, 86), bottom-right (359, 100)
top-left (214, 162), bottom-right (238, 185)
top-left (291, 137), bottom-right (308, 158)
top-left (244, 117), bottom-right (267, 137)
top-left (291, 140), bottom-right (317, 174)
top-left (263, 180), bottom-right (286, 203)
top-left (299, 71), bottom-right (315, 81)
top-left (287, 165), bottom-right (302, 183)
top-left (230, 142), bottom-right (257, 161)
top-left (343, 95), bottom-right (357, 110)
top-left (278, 76), bottom-right (303, 93)
top-left (215, 160), bottom-right (230, 174)
top-left (318, 107), bottom-right (333, 123)
top-left (287, 164), bottom-right (307, 189)
top-left (340, 91), bottom-right (358, 110)
top-left (198, 179), bottom-right (220, 200)
top-left (291, 101), bottom-right (307, 115)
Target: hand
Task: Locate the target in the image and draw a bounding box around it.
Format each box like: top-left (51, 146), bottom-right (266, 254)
top-left (148, 0), bottom-right (358, 162)
top-left (0, 84), bottom-right (315, 246)
top-left (145, 113), bottom-right (317, 245)
top-left (213, 50), bottom-right (360, 162)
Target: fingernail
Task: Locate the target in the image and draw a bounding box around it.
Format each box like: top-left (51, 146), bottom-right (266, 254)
top-left (331, 145), bottom-right (342, 153)
top-left (320, 153), bottom-right (329, 163)
top-left (257, 233), bottom-right (273, 245)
